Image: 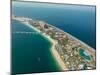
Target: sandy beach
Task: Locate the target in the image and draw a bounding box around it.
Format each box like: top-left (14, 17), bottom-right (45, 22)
top-left (48, 36), bottom-right (68, 70)
top-left (13, 18), bottom-right (68, 70)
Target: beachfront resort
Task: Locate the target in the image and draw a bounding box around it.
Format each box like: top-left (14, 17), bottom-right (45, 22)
top-left (12, 15), bottom-right (96, 71)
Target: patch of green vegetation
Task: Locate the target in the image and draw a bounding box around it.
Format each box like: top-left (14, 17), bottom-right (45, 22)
top-left (50, 32), bottom-right (55, 39)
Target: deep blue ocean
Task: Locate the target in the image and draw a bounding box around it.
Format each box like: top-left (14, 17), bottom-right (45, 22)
top-left (12, 1), bottom-right (96, 49)
top-left (12, 1), bottom-right (96, 74)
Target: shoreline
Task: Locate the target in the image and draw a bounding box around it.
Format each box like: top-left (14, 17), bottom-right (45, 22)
top-left (48, 37), bottom-right (68, 70)
top-left (42, 33), bottom-right (68, 70)
top-left (16, 20), bottom-right (67, 70)
top-left (12, 16), bottom-right (95, 70)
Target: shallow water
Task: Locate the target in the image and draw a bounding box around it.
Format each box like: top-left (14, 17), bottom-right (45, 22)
top-left (12, 20), bottom-right (61, 74)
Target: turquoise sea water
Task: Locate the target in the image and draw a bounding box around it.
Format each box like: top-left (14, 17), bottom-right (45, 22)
top-left (12, 1), bottom-right (96, 74)
top-left (12, 20), bottom-right (61, 74)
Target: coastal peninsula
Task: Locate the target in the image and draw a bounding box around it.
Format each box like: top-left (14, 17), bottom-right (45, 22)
top-left (12, 14), bottom-right (96, 71)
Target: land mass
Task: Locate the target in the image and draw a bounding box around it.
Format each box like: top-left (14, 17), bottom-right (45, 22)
top-left (12, 14), bottom-right (96, 71)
